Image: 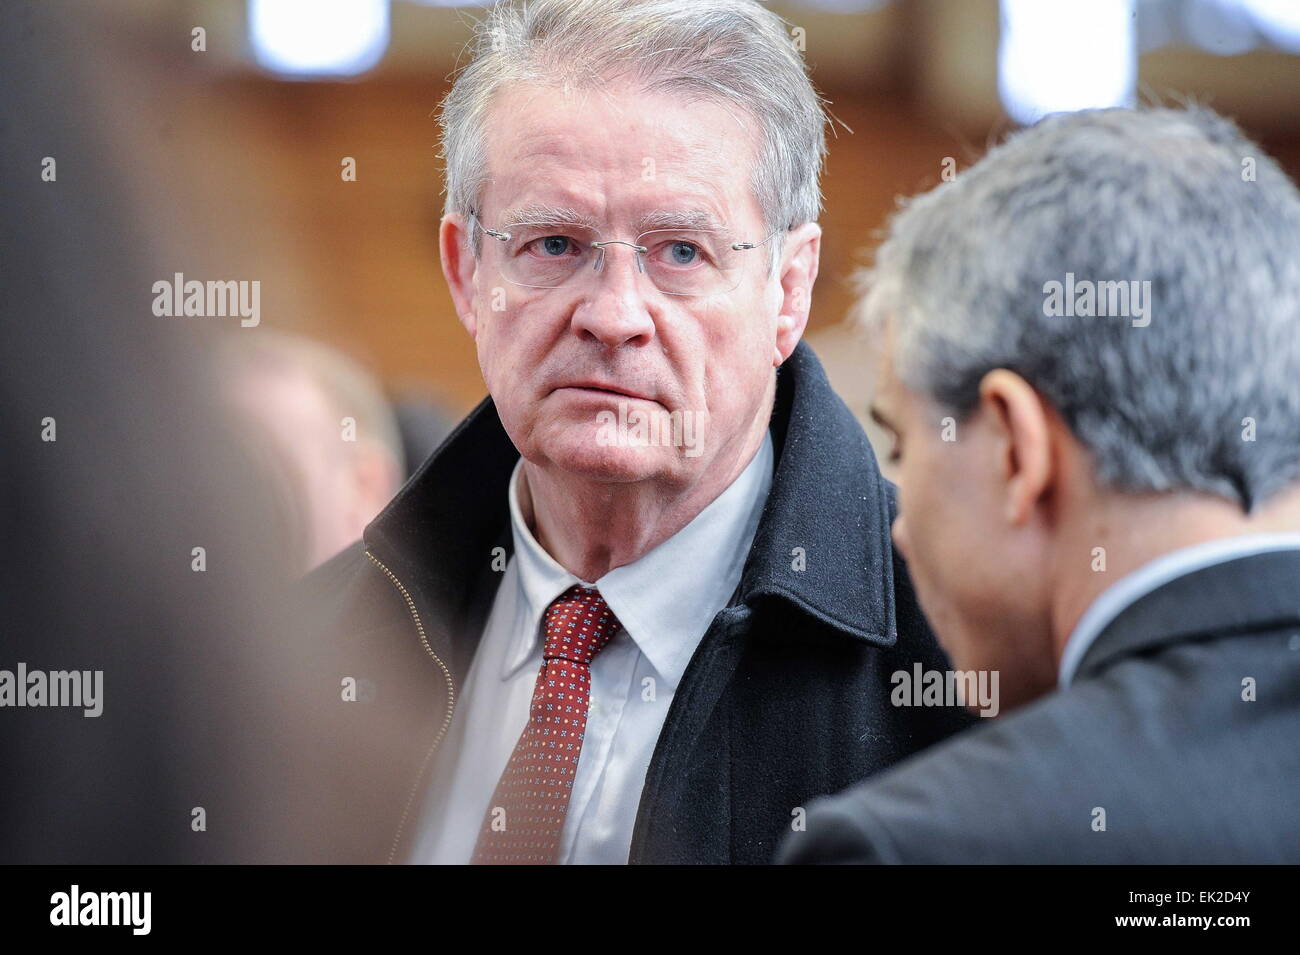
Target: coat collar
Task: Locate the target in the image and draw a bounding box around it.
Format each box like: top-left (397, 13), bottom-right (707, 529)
top-left (1076, 547), bottom-right (1300, 682)
top-left (363, 341), bottom-right (899, 658)
top-left (736, 341), bottom-right (899, 646)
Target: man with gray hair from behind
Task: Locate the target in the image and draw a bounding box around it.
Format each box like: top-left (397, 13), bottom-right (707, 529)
top-left (781, 105), bottom-right (1300, 864)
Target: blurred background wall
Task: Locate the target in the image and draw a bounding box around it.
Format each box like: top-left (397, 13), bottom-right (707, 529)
top-left (90, 0), bottom-right (1300, 467)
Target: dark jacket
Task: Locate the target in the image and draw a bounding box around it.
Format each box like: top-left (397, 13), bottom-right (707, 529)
top-left (289, 342), bottom-right (975, 864)
top-left (778, 548), bottom-right (1300, 864)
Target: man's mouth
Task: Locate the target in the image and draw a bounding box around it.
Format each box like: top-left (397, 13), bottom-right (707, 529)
top-left (554, 382), bottom-right (654, 402)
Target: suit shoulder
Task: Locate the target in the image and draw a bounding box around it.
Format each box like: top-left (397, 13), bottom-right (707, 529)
top-left (782, 658), bottom-right (1300, 863)
top-left (780, 690), bottom-right (1105, 863)
top-left (778, 794), bottom-right (895, 864)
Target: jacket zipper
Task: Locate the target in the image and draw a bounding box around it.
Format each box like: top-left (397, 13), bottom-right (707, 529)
top-left (364, 549), bottom-right (457, 865)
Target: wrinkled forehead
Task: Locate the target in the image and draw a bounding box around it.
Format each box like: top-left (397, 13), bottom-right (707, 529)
top-left (479, 81), bottom-right (766, 235)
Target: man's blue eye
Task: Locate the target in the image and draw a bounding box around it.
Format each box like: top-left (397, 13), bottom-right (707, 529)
top-left (670, 241), bottom-right (699, 265)
top-left (541, 235), bottom-right (570, 256)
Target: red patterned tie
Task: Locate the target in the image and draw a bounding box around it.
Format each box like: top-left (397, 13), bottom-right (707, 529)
top-left (471, 584), bottom-right (623, 864)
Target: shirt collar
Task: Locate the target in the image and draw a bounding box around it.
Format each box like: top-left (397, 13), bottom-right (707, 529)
top-left (1057, 532), bottom-right (1300, 687)
top-left (501, 432), bottom-right (775, 688)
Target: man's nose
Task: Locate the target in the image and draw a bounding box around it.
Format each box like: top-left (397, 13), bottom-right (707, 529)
top-left (570, 244), bottom-right (656, 348)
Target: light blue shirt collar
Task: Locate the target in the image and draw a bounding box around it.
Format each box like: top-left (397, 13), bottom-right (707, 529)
top-left (1058, 532), bottom-right (1300, 687)
top-left (502, 432), bottom-right (774, 690)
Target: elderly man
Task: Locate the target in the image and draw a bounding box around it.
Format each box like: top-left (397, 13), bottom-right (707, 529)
top-left (780, 106), bottom-right (1300, 864)
top-left (298, 0), bottom-right (971, 865)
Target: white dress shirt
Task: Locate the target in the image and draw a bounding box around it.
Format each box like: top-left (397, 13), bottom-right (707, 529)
top-left (412, 432), bottom-right (774, 864)
top-left (1057, 532), bottom-right (1300, 687)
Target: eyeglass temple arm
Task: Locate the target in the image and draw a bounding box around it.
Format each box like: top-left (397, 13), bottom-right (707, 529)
top-left (469, 211), bottom-right (511, 242)
top-left (732, 228), bottom-right (786, 251)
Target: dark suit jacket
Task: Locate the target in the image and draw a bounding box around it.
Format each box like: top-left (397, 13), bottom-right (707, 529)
top-left (287, 342), bottom-right (976, 864)
top-left (778, 548), bottom-right (1300, 863)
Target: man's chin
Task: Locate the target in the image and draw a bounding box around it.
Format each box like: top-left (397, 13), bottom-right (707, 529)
top-left (534, 424), bottom-right (681, 483)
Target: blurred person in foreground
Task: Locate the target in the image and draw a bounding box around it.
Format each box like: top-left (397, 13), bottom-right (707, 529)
top-left (1, 1), bottom-right (304, 863)
top-left (298, 0), bottom-right (973, 865)
top-left (781, 106), bottom-right (1300, 864)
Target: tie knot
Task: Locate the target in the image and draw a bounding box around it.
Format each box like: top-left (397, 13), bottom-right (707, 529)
top-left (541, 584), bottom-right (622, 664)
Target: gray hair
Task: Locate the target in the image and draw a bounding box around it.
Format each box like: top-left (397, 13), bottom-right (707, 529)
top-left (436, 0), bottom-right (830, 270)
top-left (858, 106), bottom-right (1300, 512)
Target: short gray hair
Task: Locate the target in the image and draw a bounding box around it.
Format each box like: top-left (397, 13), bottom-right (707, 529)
top-left (436, 0), bottom-right (830, 268)
top-left (858, 106), bottom-right (1300, 512)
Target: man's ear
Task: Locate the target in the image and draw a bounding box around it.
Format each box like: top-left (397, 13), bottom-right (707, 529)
top-left (773, 221), bottom-right (821, 367)
top-left (440, 213), bottom-right (479, 338)
top-left (977, 369), bottom-right (1054, 526)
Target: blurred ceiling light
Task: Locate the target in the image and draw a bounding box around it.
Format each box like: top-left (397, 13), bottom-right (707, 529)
top-left (250, 0), bottom-right (391, 78)
top-left (999, 0), bottom-right (1137, 125)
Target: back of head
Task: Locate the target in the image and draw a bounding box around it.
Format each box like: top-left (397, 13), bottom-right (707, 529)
top-left (862, 105), bottom-right (1300, 513)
